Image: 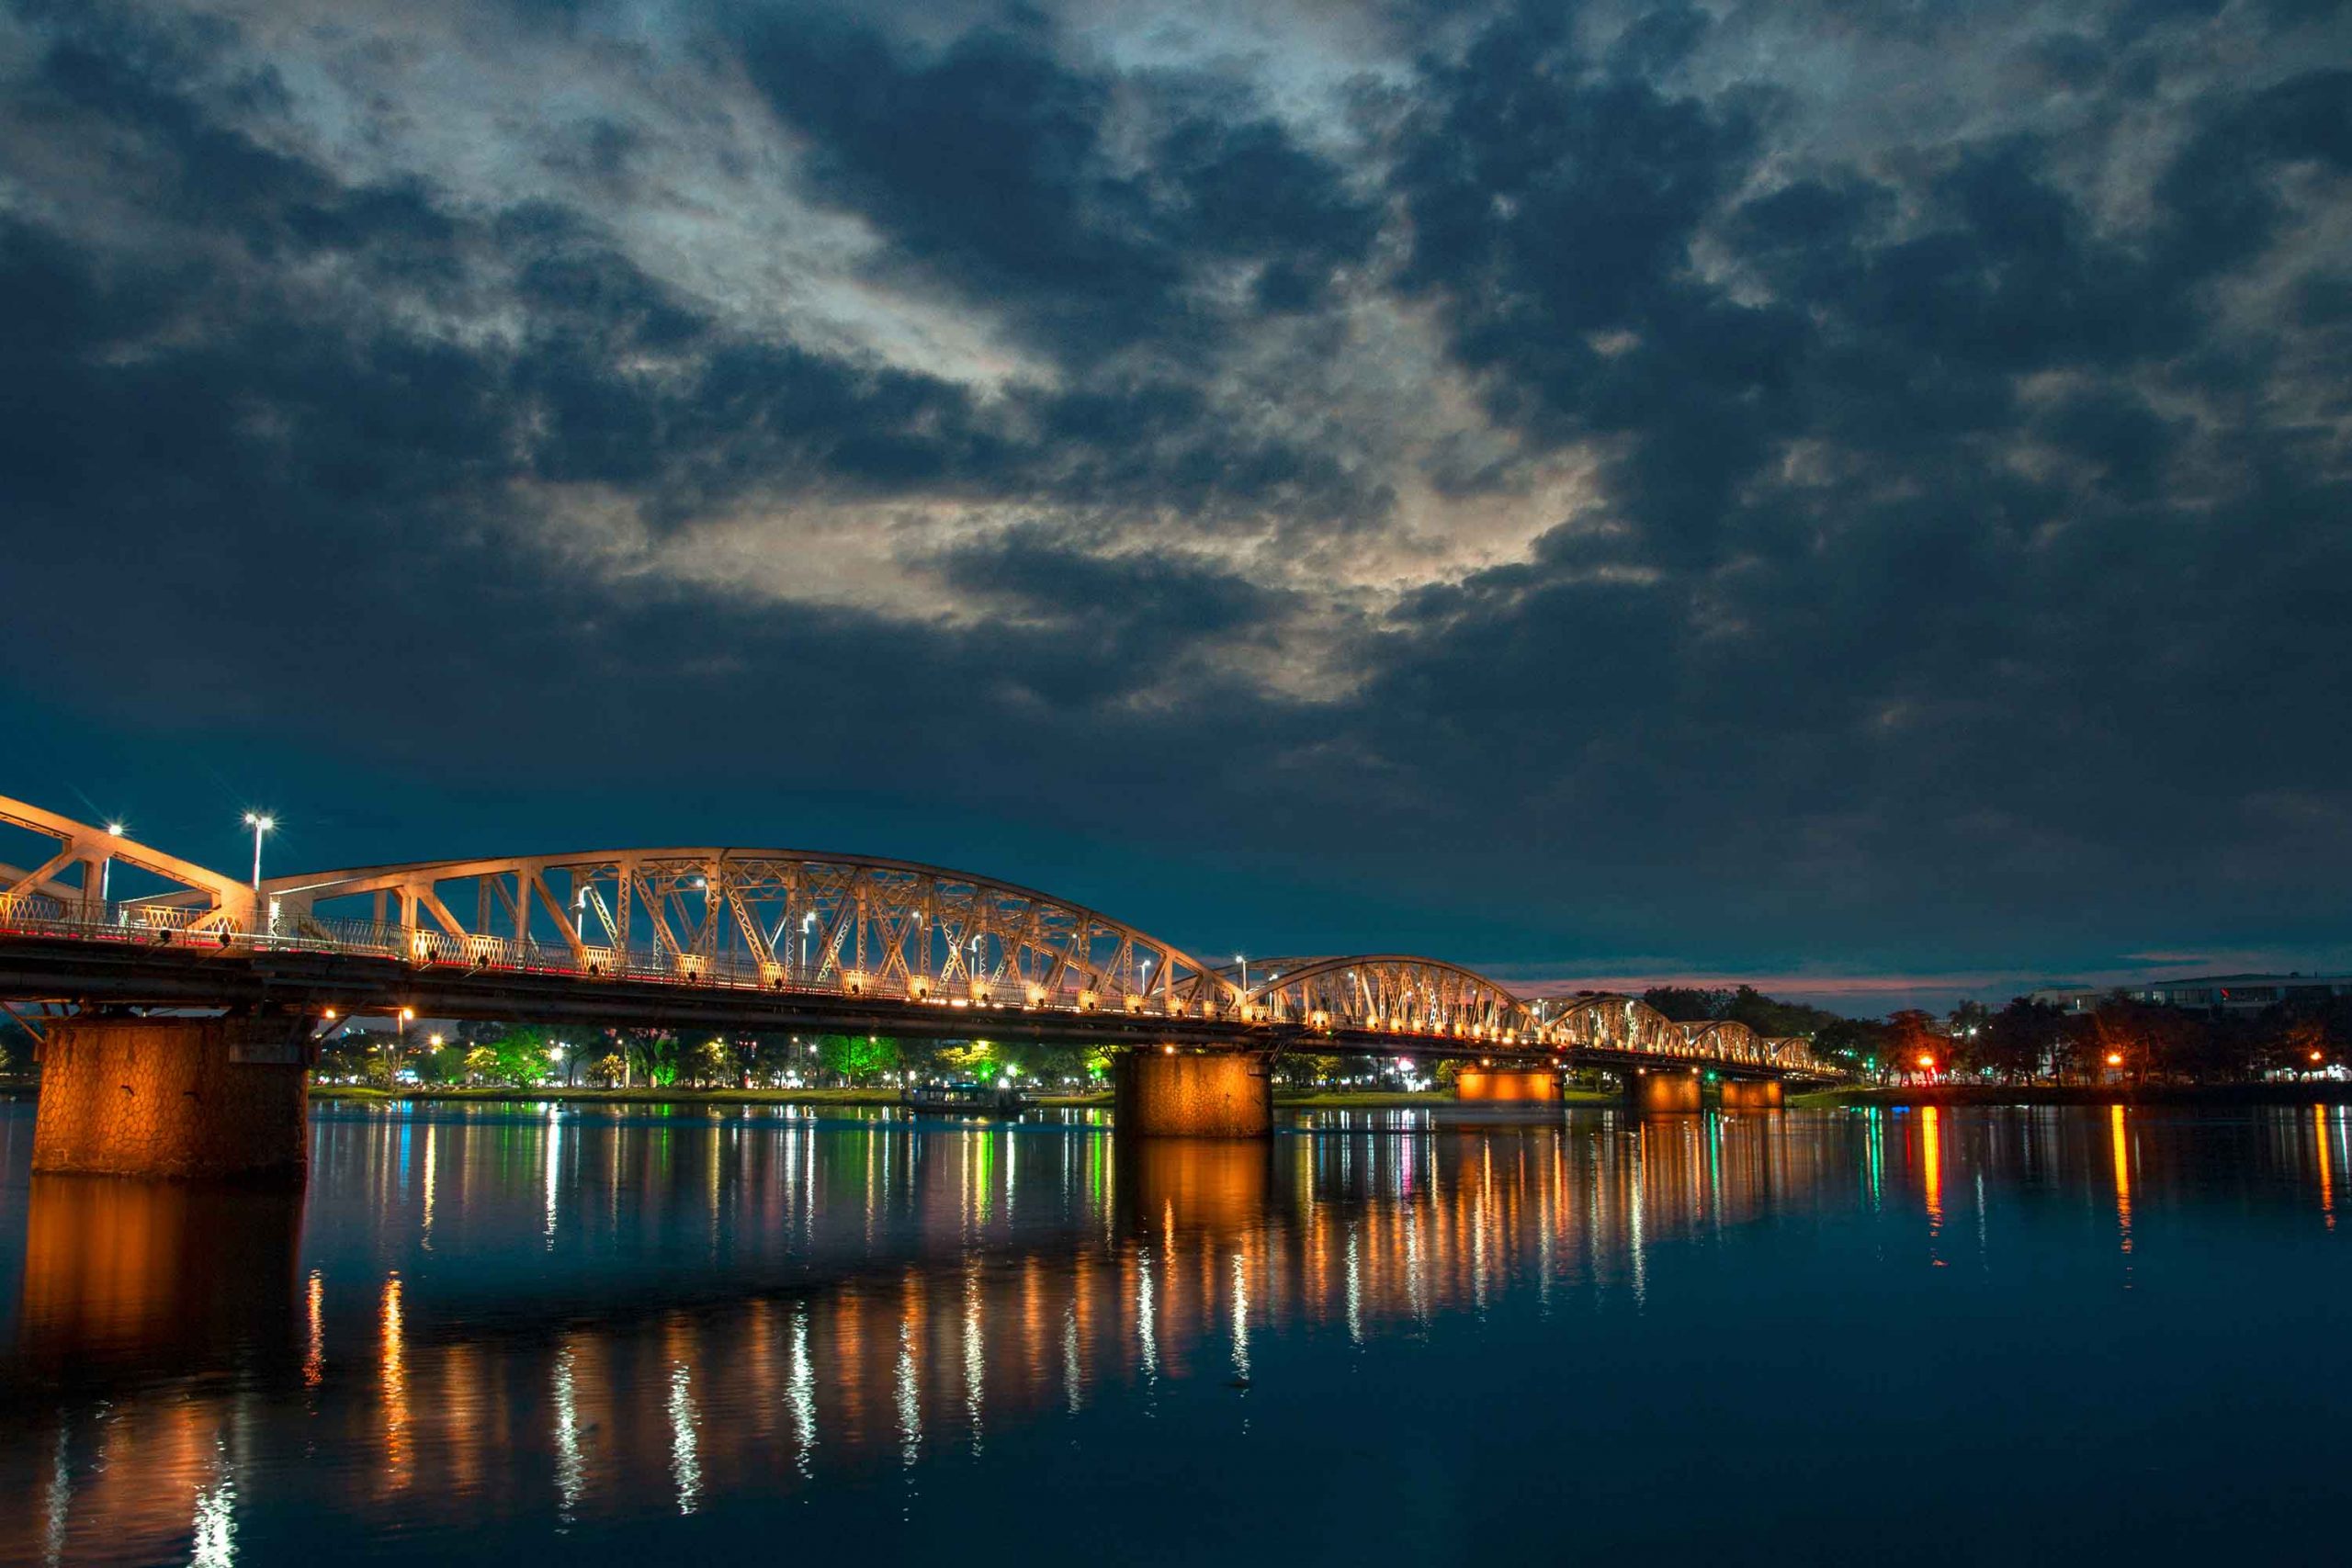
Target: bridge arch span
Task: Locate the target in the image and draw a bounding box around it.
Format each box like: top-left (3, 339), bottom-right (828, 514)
top-left (1538, 993), bottom-right (1683, 1054)
top-left (266, 848), bottom-right (1241, 1013)
top-left (1239, 954), bottom-right (1538, 1042)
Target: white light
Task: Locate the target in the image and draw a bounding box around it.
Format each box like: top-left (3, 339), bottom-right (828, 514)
top-left (106, 821), bottom-right (125, 836)
top-left (244, 813), bottom-right (275, 831)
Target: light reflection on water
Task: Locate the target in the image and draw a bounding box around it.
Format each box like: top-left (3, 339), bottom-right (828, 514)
top-left (2, 1100), bottom-right (2351, 1562)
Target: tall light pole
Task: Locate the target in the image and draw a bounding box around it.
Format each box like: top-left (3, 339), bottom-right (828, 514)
top-left (101, 821), bottom-right (124, 908)
top-left (387, 1006), bottom-right (413, 1080)
top-left (1236, 953), bottom-right (1248, 990)
top-left (243, 812), bottom-right (275, 890)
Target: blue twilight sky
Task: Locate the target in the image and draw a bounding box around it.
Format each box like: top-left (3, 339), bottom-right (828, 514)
top-left (3, 0), bottom-right (2348, 1012)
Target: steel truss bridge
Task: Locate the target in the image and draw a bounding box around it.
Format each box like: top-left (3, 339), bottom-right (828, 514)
top-left (0, 794), bottom-right (1834, 1080)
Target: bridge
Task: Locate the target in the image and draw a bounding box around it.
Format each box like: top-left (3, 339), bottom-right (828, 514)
top-left (0, 791), bottom-right (1835, 1175)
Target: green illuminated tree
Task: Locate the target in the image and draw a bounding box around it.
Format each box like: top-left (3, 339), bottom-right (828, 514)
top-left (816, 1032), bottom-right (901, 1085)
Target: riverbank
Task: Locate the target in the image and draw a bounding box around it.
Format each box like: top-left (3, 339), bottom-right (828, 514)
top-left (306, 1084), bottom-right (1113, 1109)
top-left (298, 1085), bottom-right (1620, 1111)
top-left (1793, 1081), bottom-right (2352, 1109)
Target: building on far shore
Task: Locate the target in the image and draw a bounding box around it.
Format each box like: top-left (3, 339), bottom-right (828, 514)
top-left (2029, 974), bottom-right (2352, 1014)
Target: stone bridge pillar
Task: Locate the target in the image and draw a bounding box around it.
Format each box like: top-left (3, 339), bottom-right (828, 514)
top-left (1718, 1078), bottom-right (1784, 1110)
top-left (32, 1014), bottom-right (311, 1180)
top-left (1453, 1068), bottom-right (1562, 1102)
top-left (1114, 1049), bottom-right (1272, 1138)
top-left (1625, 1068), bottom-right (1704, 1113)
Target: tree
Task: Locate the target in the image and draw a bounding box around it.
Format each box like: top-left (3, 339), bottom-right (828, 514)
top-left (588, 1053), bottom-right (628, 1089)
top-left (1886, 1010), bottom-right (1941, 1076)
top-left (483, 1027), bottom-right (553, 1088)
top-left (687, 1039), bottom-right (730, 1087)
top-left (1980, 998), bottom-right (2064, 1082)
top-left (1945, 1000), bottom-right (1993, 1073)
top-left (817, 1032), bottom-right (900, 1084)
top-left (1643, 986), bottom-right (1730, 1022)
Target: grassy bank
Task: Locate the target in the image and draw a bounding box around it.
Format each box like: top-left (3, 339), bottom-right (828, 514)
top-left (1793, 1081), bottom-right (2352, 1109)
top-left (312, 1083), bottom-right (910, 1108)
top-left (303, 1085), bottom-right (1630, 1111)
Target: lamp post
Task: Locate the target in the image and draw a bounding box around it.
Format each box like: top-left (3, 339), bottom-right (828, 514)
top-left (100, 821), bottom-right (124, 908)
top-left (386, 1006), bottom-right (413, 1081)
top-left (243, 813), bottom-right (275, 890)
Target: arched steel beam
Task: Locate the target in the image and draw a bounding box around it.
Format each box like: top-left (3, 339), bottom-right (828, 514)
top-left (1241, 953), bottom-right (1540, 1041)
top-left (263, 847), bottom-right (1242, 1011)
top-left (0, 794), bottom-right (255, 932)
top-left (1540, 992), bottom-right (1685, 1053)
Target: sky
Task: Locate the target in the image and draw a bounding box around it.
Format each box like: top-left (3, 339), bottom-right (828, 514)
top-left (2, 0), bottom-right (2347, 1013)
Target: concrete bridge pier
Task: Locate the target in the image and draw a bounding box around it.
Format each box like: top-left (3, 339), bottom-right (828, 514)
top-left (1718, 1078), bottom-right (1785, 1110)
top-left (1453, 1068), bottom-right (1562, 1103)
top-left (32, 1013), bottom-right (313, 1181)
top-left (1114, 1049), bottom-right (1272, 1137)
top-left (1623, 1067), bottom-right (1705, 1114)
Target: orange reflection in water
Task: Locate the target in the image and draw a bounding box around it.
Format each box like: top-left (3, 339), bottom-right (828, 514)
top-left (2318, 1105), bottom-right (2335, 1230)
top-left (1922, 1107), bottom-right (1943, 1241)
top-left (15, 1174), bottom-right (300, 1392)
top-left (35, 1107), bottom-right (2337, 1553)
top-left (381, 1274), bottom-right (411, 1490)
top-left (2111, 1106), bottom-right (2133, 1254)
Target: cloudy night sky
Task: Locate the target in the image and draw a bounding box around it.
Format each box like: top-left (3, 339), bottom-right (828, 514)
top-left (2, 0), bottom-right (2347, 1010)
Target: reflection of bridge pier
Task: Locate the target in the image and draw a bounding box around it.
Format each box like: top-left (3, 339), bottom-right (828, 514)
top-left (1116, 1137), bottom-right (1272, 1235)
top-left (16, 1172), bottom-right (303, 1382)
top-left (1718, 1078), bottom-right (1784, 1110)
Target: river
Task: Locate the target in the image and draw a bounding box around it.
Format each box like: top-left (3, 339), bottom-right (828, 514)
top-left (2, 1100), bottom-right (2346, 1562)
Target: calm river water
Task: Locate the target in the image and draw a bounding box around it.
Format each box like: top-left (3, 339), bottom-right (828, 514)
top-left (2, 1100), bottom-right (2348, 1563)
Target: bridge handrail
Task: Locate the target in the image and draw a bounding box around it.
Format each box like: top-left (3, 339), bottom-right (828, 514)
top-left (0, 893), bottom-right (1836, 1072)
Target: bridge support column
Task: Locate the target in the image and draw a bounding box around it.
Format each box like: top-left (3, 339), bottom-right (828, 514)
top-left (1624, 1068), bottom-right (1704, 1114)
top-left (1114, 1050), bottom-right (1272, 1138)
top-left (1718, 1078), bottom-right (1784, 1110)
top-left (32, 1015), bottom-right (311, 1181)
top-left (1453, 1068), bottom-right (1561, 1103)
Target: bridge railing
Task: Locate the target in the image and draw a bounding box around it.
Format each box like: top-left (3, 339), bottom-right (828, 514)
top-left (0, 893), bottom-right (1834, 1073)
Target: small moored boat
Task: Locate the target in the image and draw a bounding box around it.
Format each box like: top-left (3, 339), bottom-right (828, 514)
top-left (902, 1079), bottom-right (1028, 1114)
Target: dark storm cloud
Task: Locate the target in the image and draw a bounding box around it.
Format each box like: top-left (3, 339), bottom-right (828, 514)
top-left (733, 6), bottom-right (1380, 360)
top-left (4, 0), bottom-right (2350, 983)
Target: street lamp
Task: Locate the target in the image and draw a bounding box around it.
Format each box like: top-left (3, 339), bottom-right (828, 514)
top-left (99, 821), bottom-right (125, 906)
top-left (1236, 953), bottom-right (1248, 990)
top-left (243, 812), bottom-right (275, 890)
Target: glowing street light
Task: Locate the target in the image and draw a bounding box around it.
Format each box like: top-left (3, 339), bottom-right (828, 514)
top-left (2106, 1052), bottom-right (2124, 1067)
top-left (243, 812), bottom-right (275, 889)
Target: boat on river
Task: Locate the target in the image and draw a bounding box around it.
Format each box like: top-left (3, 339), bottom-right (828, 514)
top-left (902, 1079), bottom-right (1029, 1114)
